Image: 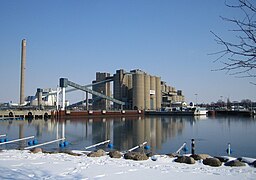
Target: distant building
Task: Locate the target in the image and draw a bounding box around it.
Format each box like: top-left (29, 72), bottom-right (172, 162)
top-left (161, 81), bottom-right (185, 109)
top-left (113, 69), bottom-right (162, 110)
top-left (92, 69), bottom-right (185, 110)
top-left (92, 72), bottom-right (111, 110)
top-left (26, 88), bottom-right (58, 107)
top-left (25, 69), bottom-right (184, 110)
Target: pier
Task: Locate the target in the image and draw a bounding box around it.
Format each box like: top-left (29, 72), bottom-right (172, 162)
top-left (207, 110), bottom-right (254, 117)
top-left (54, 110), bottom-right (144, 119)
top-left (0, 110), bottom-right (52, 119)
top-left (144, 110), bottom-right (194, 116)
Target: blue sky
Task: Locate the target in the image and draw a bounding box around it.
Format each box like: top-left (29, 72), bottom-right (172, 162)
top-left (0, 0), bottom-right (255, 104)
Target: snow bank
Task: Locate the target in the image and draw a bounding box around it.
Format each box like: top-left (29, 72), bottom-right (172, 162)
top-left (0, 150), bottom-right (255, 180)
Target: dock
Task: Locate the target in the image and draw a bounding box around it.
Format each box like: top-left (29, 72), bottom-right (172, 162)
top-left (144, 110), bottom-right (194, 116)
top-left (0, 110), bottom-right (52, 119)
top-left (54, 110), bottom-right (144, 119)
top-left (208, 110), bottom-right (254, 117)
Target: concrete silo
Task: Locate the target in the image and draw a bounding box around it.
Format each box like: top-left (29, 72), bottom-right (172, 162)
top-left (150, 76), bottom-right (156, 110)
top-left (37, 88), bottom-right (43, 108)
top-left (155, 76), bottom-right (162, 110)
top-left (132, 71), bottom-right (145, 110)
top-left (127, 74), bottom-right (133, 109)
top-left (113, 69), bottom-right (133, 109)
top-left (144, 74), bottom-right (150, 110)
top-left (113, 69), bottom-right (125, 109)
top-left (161, 81), bottom-right (166, 92)
top-left (92, 72), bottom-right (111, 110)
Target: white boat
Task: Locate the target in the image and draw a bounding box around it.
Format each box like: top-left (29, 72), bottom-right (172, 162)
top-left (194, 107), bottom-right (208, 116)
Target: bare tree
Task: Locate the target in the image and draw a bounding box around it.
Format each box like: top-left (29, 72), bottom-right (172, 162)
top-left (211, 0), bottom-right (256, 84)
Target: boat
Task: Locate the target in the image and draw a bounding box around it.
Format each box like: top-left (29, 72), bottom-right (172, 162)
top-left (193, 107), bottom-right (208, 116)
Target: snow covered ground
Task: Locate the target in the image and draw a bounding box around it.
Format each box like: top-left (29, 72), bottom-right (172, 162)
top-left (0, 150), bottom-right (255, 180)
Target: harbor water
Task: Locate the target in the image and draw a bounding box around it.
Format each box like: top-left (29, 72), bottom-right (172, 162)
top-left (0, 116), bottom-right (255, 158)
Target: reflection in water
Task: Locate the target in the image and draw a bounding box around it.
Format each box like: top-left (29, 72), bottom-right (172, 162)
top-left (18, 124), bottom-right (25, 148)
top-left (0, 116), bottom-right (255, 158)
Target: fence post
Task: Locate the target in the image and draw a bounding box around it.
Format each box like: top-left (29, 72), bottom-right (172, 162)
top-left (191, 139), bottom-right (195, 155)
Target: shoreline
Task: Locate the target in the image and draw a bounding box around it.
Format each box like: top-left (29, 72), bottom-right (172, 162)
top-left (0, 149), bottom-right (255, 179)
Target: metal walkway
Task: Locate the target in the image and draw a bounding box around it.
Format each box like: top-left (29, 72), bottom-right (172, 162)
top-left (60, 78), bottom-right (125, 106)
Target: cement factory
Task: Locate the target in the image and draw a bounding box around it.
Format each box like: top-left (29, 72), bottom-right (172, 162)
top-left (2, 39), bottom-right (253, 118)
top-left (91, 69), bottom-right (185, 110)
top-left (25, 69), bottom-right (185, 111)
top-left (0, 39), bottom-right (186, 118)
top-left (18, 39), bottom-right (185, 111)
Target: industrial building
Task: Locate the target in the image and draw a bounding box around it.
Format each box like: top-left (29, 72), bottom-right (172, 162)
top-left (16, 39), bottom-right (184, 111)
top-left (92, 69), bottom-right (185, 111)
top-left (92, 72), bottom-right (111, 110)
top-left (24, 69), bottom-right (184, 111)
top-left (26, 88), bottom-right (58, 107)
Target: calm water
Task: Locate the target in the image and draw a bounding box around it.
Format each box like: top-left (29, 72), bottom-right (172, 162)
top-left (0, 116), bottom-right (256, 158)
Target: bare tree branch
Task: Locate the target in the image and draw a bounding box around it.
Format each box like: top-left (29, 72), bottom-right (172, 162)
top-left (211, 0), bottom-right (256, 83)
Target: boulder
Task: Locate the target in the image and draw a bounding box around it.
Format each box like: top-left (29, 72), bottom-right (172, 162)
top-left (108, 150), bottom-right (122, 158)
top-left (124, 152), bottom-right (137, 160)
top-left (166, 153), bottom-right (179, 158)
top-left (87, 149), bottom-right (106, 157)
top-left (190, 154), bottom-right (210, 161)
top-left (237, 157), bottom-right (256, 165)
top-left (214, 156), bottom-right (229, 163)
top-left (224, 160), bottom-right (246, 167)
top-left (30, 148), bottom-right (43, 153)
top-left (250, 160), bottom-right (256, 168)
top-left (62, 150), bottom-right (82, 156)
top-left (43, 150), bottom-right (59, 154)
top-left (124, 152), bottom-right (148, 161)
top-left (97, 149), bottom-right (106, 156)
top-left (86, 152), bottom-right (98, 157)
top-left (133, 153), bottom-right (148, 161)
top-left (174, 156), bottom-right (195, 164)
top-left (203, 158), bottom-right (222, 167)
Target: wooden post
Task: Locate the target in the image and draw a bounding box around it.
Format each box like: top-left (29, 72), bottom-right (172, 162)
top-left (191, 139), bottom-right (195, 155)
top-left (227, 143), bottom-right (231, 156)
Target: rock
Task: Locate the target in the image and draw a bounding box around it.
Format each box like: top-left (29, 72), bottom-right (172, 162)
top-left (124, 152), bottom-right (148, 161)
top-left (190, 154), bottom-right (210, 161)
top-left (108, 150), bottom-right (122, 158)
top-left (124, 152), bottom-right (137, 160)
top-left (133, 152), bottom-right (148, 161)
top-left (30, 148), bottom-right (43, 153)
top-left (237, 157), bottom-right (256, 165)
top-left (214, 156), bottom-right (229, 163)
top-left (203, 158), bottom-right (222, 167)
top-left (86, 152), bottom-right (97, 157)
top-left (96, 149), bottom-right (106, 156)
top-left (174, 156), bottom-right (195, 164)
top-left (166, 153), bottom-right (179, 158)
top-left (87, 149), bottom-right (106, 157)
top-left (62, 150), bottom-right (82, 156)
top-left (250, 160), bottom-right (256, 168)
top-left (225, 160), bottom-right (246, 167)
top-left (43, 150), bottom-right (59, 154)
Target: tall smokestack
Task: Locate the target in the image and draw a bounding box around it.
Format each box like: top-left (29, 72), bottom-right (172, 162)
top-left (20, 39), bottom-right (26, 105)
